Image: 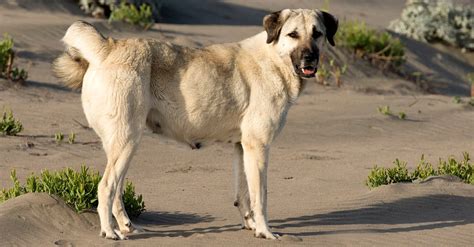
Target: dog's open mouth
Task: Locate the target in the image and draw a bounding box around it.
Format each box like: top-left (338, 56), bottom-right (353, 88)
top-left (302, 66), bottom-right (316, 76)
top-left (295, 65), bottom-right (317, 78)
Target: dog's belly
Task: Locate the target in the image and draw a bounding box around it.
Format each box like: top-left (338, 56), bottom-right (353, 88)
top-left (146, 107), bottom-right (242, 149)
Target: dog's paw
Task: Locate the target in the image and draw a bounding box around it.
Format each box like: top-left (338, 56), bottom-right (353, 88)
top-left (242, 219), bottom-right (256, 230)
top-left (242, 212), bottom-right (256, 230)
top-left (100, 229), bottom-right (127, 240)
top-left (114, 229), bottom-right (128, 240)
top-left (254, 229), bottom-right (279, 240)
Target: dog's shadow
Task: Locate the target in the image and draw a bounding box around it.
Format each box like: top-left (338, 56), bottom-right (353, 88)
top-left (128, 194), bottom-right (474, 240)
top-left (129, 211), bottom-right (240, 239)
top-left (270, 194), bottom-right (474, 236)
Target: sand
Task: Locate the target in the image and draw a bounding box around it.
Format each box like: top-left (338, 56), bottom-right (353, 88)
top-left (0, 0), bottom-right (473, 246)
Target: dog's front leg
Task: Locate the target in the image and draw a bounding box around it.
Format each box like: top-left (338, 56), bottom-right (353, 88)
top-left (241, 140), bottom-right (277, 239)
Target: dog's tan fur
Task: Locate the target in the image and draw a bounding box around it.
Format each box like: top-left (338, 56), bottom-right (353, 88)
top-left (53, 9), bottom-right (337, 240)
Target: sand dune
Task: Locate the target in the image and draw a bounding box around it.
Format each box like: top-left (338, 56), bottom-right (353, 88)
top-left (0, 193), bottom-right (98, 246)
top-left (0, 0), bottom-right (473, 246)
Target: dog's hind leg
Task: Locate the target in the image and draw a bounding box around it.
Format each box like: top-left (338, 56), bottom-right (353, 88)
top-left (83, 72), bottom-right (150, 240)
top-left (112, 175), bottom-right (143, 234)
top-left (97, 125), bottom-right (143, 240)
top-left (233, 142), bottom-right (256, 230)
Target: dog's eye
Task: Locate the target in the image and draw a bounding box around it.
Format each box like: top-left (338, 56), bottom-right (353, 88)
top-left (287, 31), bottom-right (299, 39)
top-left (312, 30), bottom-right (322, 39)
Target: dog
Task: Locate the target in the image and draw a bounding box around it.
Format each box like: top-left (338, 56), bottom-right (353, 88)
top-left (53, 8), bottom-right (338, 240)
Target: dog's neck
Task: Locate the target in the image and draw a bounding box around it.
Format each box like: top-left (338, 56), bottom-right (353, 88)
top-left (239, 32), bottom-right (304, 103)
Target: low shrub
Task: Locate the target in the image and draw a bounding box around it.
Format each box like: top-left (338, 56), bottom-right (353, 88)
top-left (0, 34), bottom-right (14, 74)
top-left (54, 132), bottom-right (64, 143)
top-left (0, 108), bottom-right (23, 136)
top-left (0, 166), bottom-right (145, 217)
top-left (389, 0), bottom-right (474, 50)
top-left (377, 105), bottom-right (407, 120)
top-left (377, 105), bottom-right (392, 116)
top-left (336, 21), bottom-right (405, 68)
top-left (76, 0), bottom-right (160, 21)
top-left (109, 1), bottom-right (153, 30)
top-left (316, 56), bottom-right (347, 86)
top-left (68, 132), bottom-right (76, 144)
top-left (0, 34), bottom-right (28, 83)
top-left (366, 152), bottom-right (473, 188)
top-left (366, 159), bottom-right (412, 188)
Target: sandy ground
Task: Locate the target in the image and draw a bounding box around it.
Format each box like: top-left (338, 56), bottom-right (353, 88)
top-left (0, 0), bottom-right (473, 246)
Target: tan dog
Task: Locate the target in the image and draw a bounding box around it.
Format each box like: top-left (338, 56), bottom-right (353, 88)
top-left (53, 8), bottom-right (338, 240)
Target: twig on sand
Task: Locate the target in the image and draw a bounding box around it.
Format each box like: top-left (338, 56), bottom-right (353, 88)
top-left (16, 134), bottom-right (53, 138)
top-left (408, 96), bottom-right (419, 107)
top-left (73, 119), bottom-right (91, 130)
top-left (79, 141), bottom-right (101, 145)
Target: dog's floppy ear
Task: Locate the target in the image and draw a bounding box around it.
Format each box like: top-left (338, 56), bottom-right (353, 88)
top-left (263, 10), bottom-right (283, 44)
top-left (320, 11), bottom-right (338, 46)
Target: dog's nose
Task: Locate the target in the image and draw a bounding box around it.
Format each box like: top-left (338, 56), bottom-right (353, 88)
top-left (302, 51), bottom-right (318, 62)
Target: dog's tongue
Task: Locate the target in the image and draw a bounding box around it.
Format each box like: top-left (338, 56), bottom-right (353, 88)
top-left (302, 68), bottom-right (315, 75)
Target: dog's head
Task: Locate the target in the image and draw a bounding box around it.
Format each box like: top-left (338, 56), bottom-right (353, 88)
top-left (263, 9), bottom-right (338, 78)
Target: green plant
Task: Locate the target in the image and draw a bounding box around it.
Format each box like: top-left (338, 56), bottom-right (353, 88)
top-left (366, 159), bottom-right (412, 188)
top-left (336, 21), bottom-right (405, 68)
top-left (109, 1), bottom-right (153, 30)
top-left (411, 155), bottom-right (437, 180)
top-left (0, 166), bottom-right (145, 216)
top-left (366, 166), bottom-right (389, 189)
top-left (438, 153), bottom-right (474, 184)
top-left (366, 152), bottom-right (473, 188)
top-left (467, 73), bottom-right (474, 85)
top-left (316, 56), bottom-right (347, 86)
top-left (0, 170), bottom-right (23, 200)
top-left (68, 132), bottom-right (76, 144)
top-left (0, 33), bottom-right (14, 75)
top-left (0, 34), bottom-right (27, 83)
top-left (10, 67), bottom-right (28, 82)
top-left (76, 0), bottom-right (160, 21)
top-left (329, 59), bottom-right (347, 87)
top-left (0, 108), bottom-right (23, 135)
top-left (452, 96), bottom-right (462, 104)
top-left (398, 111), bottom-right (406, 120)
top-left (122, 180), bottom-right (145, 217)
top-left (55, 132), bottom-right (64, 143)
top-left (377, 106), bottom-right (407, 120)
top-left (316, 63), bottom-right (330, 84)
top-left (377, 105), bottom-right (392, 116)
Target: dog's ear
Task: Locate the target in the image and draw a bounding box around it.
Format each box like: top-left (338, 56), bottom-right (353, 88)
top-left (263, 10), bottom-right (283, 44)
top-left (320, 11), bottom-right (338, 46)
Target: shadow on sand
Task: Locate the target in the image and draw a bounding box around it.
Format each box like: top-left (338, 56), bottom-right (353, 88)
top-left (128, 194), bottom-right (474, 240)
top-left (391, 32), bottom-right (473, 96)
top-left (158, 0), bottom-right (268, 26)
top-left (0, 0), bottom-right (85, 15)
top-left (130, 211), bottom-right (241, 239)
top-left (271, 194), bottom-right (474, 236)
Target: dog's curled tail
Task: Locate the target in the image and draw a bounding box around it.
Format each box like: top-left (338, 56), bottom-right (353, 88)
top-left (53, 21), bottom-right (109, 90)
